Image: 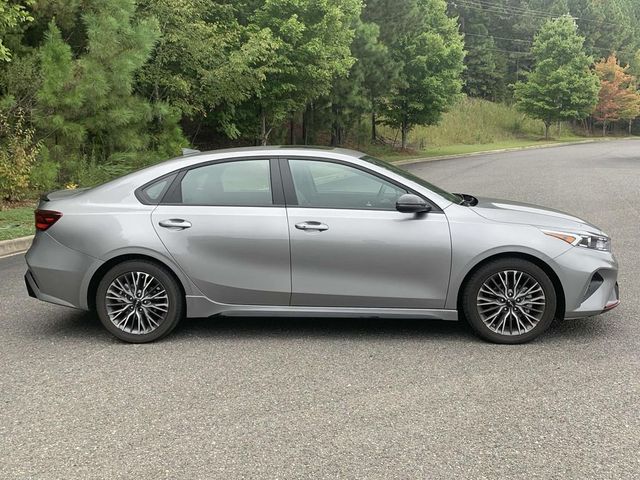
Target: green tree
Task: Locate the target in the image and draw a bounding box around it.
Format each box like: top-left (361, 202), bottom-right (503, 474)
top-left (569, 0), bottom-right (637, 64)
top-left (361, 0), bottom-right (415, 142)
top-left (448, 1), bottom-right (500, 100)
top-left (34, 0), bottom-right (186, 183)
top-left (0, 0), bottom-right (32, 61)
top-left (382, 0), bottom-right (465, 149)
top-left (319, 13), bottom-right (399, 146)
top-left (514, 15), bottom-right (599, 139)
top-left (136, 0), bottom-right (279, 139)
top-left (242, 0), bottom-right (361, 145)
top-left (35, 21), bottom-right (85, 178)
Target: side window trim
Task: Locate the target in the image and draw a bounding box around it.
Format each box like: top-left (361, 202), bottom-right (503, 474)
top-left (278, 157), bottom-right (298, 205)
top-left (135, 172), bottom-right (178, 205)
top-left (278, 156), bottom-right (441, 212)
top-left (158, 156), bottom-right (285, 207)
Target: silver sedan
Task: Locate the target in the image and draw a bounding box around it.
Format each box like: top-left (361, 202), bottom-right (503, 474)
top-left (25, 147), bottom-right (620, 343)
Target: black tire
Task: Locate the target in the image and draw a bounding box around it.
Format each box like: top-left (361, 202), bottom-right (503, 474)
top-left (462, 258), bottom-right (557, 344)
top-left (96, 260), bottom-right (184, 343)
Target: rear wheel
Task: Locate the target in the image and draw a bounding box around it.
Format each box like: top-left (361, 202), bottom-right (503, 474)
top-left (462, 258), bottom-right (557, 344)
top-left (96, 260), bottom-right (184, 343)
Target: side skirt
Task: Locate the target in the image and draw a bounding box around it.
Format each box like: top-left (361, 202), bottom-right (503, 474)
top-left (186, 295), bottom-right (458, 321)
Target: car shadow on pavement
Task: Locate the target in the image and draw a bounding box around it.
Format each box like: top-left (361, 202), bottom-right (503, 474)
top-left (35, 308), bottom-right (616, 345)
top-left (175, 316), bottom-right (480, 343)
top-left (174, 315), bottom-right (615, 344)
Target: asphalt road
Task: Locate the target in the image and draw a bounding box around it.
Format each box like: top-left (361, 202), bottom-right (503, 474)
top-left (1, 140), bottom-right (639, 479)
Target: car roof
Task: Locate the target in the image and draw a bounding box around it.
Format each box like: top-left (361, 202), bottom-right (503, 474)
top-left (181, 145), bottom-right (366, 160)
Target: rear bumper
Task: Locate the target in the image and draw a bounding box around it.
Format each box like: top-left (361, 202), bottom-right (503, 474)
top-left (24, 268), bottom-right (77, 308)
top-left (25, 271), bottom-right (36, 298)
top-left (25, 232), bottom-right (96, 309)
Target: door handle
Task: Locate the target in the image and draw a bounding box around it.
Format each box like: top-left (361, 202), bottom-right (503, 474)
top-left (295, 221), bottom-right (329, 232)
top-left (158, 218), bottom-right (192, 230)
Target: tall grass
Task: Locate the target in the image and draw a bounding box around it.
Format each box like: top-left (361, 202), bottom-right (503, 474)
top-left (377, 97), bottom-right (575, 149)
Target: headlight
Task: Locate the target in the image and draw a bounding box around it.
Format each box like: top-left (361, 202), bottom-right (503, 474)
top-left (542, 229), bottom-right (611, 252)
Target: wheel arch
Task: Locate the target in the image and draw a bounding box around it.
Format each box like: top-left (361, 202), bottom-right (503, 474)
top-left (456, 252), bottom-right (566, 321)
top-left (86, 253), bottom-right (187, 312)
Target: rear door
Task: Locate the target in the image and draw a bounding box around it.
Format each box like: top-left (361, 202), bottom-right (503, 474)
top-left (281, 157), bottom-right (452, 309)
top-left (151, 157), bottom-right (291, 305)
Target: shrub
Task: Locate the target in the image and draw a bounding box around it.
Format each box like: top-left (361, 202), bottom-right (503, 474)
top-left (0, 109), bottom-right (41, 202)
top-left (29, 145), bottom-right (60, 193)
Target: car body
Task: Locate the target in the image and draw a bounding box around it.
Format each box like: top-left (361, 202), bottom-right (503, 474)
top-left (25, 147), bottom-right (620, 343)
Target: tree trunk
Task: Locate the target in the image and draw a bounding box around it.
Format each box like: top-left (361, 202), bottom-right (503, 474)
top-left (544, 122), bottom-right (550, 140)
top-left (401, 117), bottom-right (408, 150)
top-left (289, 114), bottom-right (295, 145)
top-left (260, 111), bottom-right (268, 146)
top-left (330, 103), bottom-right (338, 147)
top-left (371, 110), bottom-right (377, 143)
top-left (602, 122), bottom-right (607, 137)
top-left (306, 103), bottom-right (314, 145)
top-left (629, 119), bottom-right (633, 135)
top-left (302, 106), bottom-right (308, 145)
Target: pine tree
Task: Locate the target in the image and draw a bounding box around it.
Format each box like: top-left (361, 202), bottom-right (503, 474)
top-left (78, 0), bottom-right (162, 159)
top-left (34, 0), bottom-right (186, 183)
top-left (448, 1), bottom-right (500, 100)
top-left (322, 14), bottom-right (399, 146)
top-left (514, 15), bottom-right (600, 139)
top-left (361, 0), bottom-right (416, 142)
top-left (35, 21), bottom-right (86, 179)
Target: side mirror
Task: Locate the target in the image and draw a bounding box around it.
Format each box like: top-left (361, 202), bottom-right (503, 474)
top-left (396, 194), bottom-right (431, 214)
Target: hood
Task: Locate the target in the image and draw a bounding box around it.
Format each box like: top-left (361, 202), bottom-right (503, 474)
top-left (470, 197), bottom-right (602, 233)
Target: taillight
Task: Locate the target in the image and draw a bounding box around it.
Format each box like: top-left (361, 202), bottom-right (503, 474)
top-left (35, 209), bottom-right (62, 231)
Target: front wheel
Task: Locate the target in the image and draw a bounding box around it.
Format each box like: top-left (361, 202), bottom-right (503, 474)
top-left (462, 258), bottom-right (557, 344)
top-left (96, 260), bottom-right (184, 343)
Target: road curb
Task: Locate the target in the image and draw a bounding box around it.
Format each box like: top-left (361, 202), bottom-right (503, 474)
top-left (394, 137), bottom-right (639, 166)
top-left (0, 235), bottom-right (33, 258)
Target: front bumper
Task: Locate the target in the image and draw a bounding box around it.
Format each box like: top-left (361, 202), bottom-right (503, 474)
top-left (553, 246), bottom-right (620, 319)
top-left (602, 282), bottom-right (620, 312)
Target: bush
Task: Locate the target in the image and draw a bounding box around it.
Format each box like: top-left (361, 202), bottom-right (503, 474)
top-left (0, 109), bottom-right (41, 202)
top-left (29, 146), bottom-right (60, 193)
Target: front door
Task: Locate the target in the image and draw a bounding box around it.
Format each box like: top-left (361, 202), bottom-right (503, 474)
top-left (152, 158), bottom-right (290, 305)
top-left (282, 158), bottom-right (452, 309)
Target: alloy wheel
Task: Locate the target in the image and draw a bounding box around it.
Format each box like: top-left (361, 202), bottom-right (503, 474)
top-left (476, 270), bottom-right (546, 336)
top-left (105, 271), bottom-right (169, 335)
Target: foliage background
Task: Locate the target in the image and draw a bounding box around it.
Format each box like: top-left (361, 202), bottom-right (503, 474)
top-left (1, 0), bottom-right (640, 201)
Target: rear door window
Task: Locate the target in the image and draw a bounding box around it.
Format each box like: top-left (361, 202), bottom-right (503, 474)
top-left (179, 159), bottom-right (273, 206)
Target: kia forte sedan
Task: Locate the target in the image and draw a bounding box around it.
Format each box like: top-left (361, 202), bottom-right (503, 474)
top-left (25, 147), bottom-right (620, 343)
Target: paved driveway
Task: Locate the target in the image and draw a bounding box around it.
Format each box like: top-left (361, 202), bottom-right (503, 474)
top-left (1, 140), bottom-right (639, 479)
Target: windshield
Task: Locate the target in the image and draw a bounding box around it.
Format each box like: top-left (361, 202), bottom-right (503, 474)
top-left (361, 155), bottom-right (462, 204)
